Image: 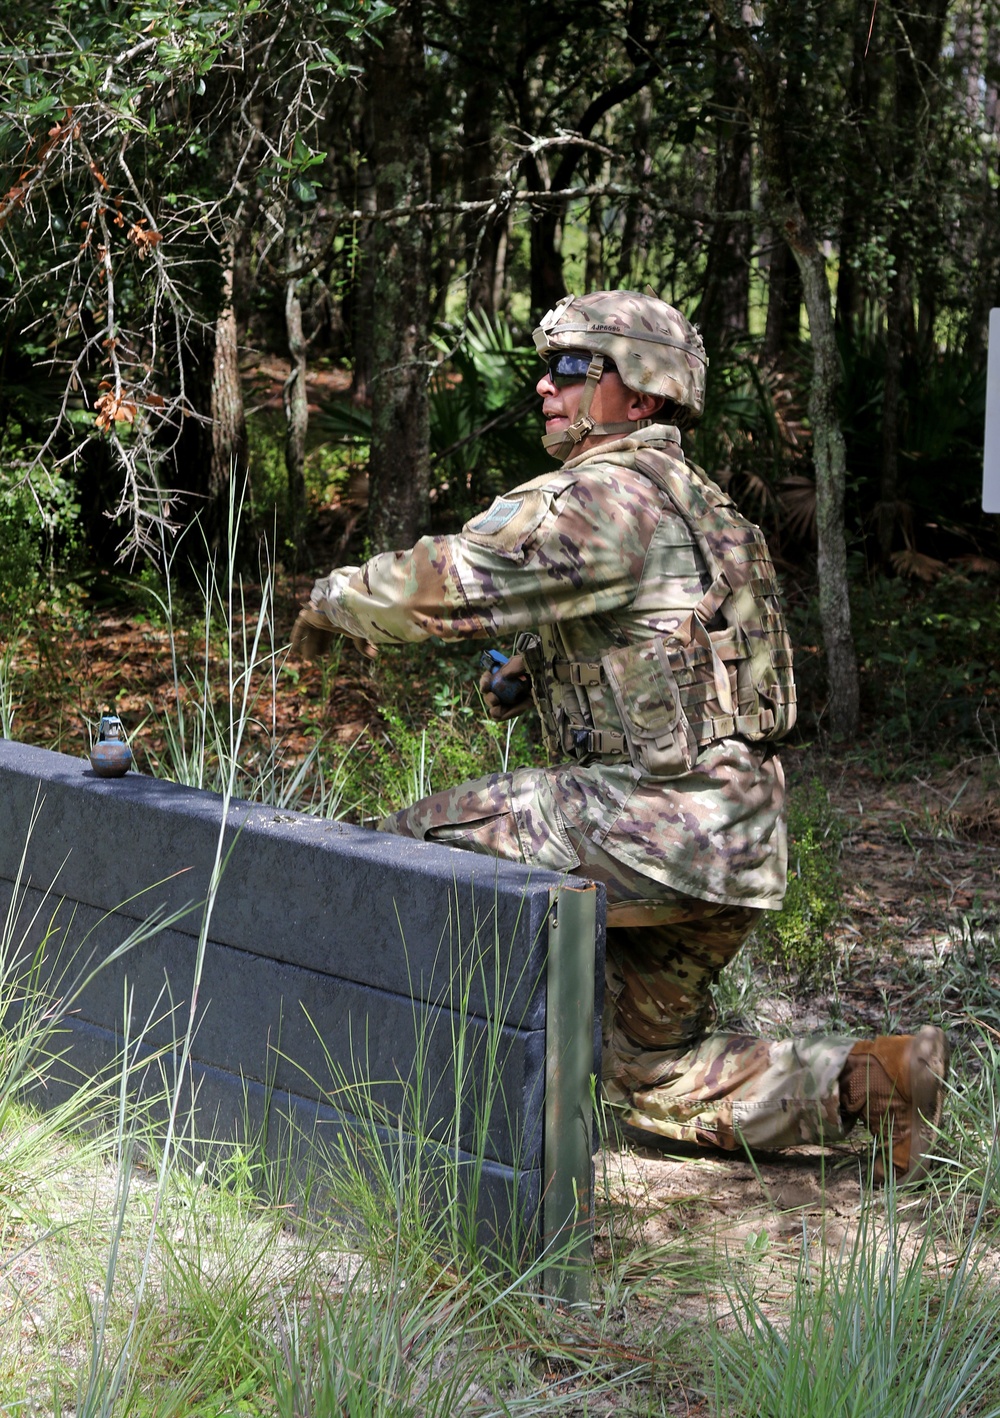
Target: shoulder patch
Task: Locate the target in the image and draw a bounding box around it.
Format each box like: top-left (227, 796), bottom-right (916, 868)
top-left (461, 486), bottom-right (557, 559)
top-left (466, 495), bottom-right (524, 536)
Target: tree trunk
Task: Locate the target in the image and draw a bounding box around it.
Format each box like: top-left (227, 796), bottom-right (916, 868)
top-left (349, 138), bottom-right (377, 405)
top-left (878, 260), bottom-right (909, 567)
top-left (835, 0), bottom-right (879, 342)
top-left (365, 0), bottom-right (432, 551)
top-left (461, 63), bottom-right (505, 316)
top-left (584, 149), bottom-right (607, 293)
top-left (284, 231), bottom-right (309, 559)
top-left (710, 0), bottom-right (859, 739)
top-left (874, 0), bottom-right (949, 570)
top-left (208, 243), bottom-right (248, 543)
top-left (762, 237), bottom-right (803, 365)
top-left (529, 205), bottom-right (567, 316)
top-left (798, 247), bottom-right (859, 739)
top-left (519, 11), bottom-right (659, 316)
top-left (696, 42), bottom-right (752, 352)
top-left (616, 89), bottom-right (653, 289)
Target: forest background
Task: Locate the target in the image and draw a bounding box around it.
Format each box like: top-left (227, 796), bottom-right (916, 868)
top-left (3, 7), bottom-right (1000, 1413)
top-left (1, 0), bottom-right (999, 766)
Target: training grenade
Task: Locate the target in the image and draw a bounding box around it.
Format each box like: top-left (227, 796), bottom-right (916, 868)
top-left (89, 711), bottom-right (133, 778)
top-left (479, 648), bottom-right (528, 707)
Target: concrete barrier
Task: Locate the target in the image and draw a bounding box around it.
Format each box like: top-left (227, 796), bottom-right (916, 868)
top-left (0, 739), bottom-right (605, 1290)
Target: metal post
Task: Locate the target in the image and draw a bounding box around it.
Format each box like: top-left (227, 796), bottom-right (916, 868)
top-left (984, 308), bottom-right (1000, 513)
top-left (981, 307), bottom-right (998, 513)
top-left (542, 881), bottom-right (598, 1306)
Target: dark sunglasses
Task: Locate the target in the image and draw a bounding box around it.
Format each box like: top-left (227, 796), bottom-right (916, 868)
top-left (545, 351), bottom-right (605, 387)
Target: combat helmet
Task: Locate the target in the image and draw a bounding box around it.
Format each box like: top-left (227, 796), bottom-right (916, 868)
top-left (532, 290), bottom-right (707, 460)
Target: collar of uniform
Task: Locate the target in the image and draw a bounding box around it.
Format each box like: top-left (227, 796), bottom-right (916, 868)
top-left (560, 422), bottom-right (683, 470)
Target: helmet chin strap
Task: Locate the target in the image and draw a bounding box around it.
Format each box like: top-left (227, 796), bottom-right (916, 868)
top-left (540, 353), bottom-right (648, 461)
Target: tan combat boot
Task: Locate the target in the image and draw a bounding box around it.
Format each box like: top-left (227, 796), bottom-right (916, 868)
top-left (839, 1026), bottom-right (950, 1183)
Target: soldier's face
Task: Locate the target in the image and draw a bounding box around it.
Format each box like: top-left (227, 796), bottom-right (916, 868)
top-left (536, 363), bottom-right (638, 453)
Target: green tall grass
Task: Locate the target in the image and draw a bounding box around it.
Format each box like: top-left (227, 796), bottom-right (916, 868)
top-left (710, 1173), bottom-right (1000, 1417)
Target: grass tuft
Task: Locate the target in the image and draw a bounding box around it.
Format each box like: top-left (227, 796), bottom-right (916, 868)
top-left (710, 1174), bottom-right (1000, 1417)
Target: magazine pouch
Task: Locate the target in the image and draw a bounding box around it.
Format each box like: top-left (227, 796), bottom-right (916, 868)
top-left (601, 637), bottom-right (699, 779)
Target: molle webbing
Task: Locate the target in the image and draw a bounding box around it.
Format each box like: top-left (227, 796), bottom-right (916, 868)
top-left (552, 641), bottom-right (781, 750)
top-left (552, 659), bottom-right (605, 688)
top-left (632, 448), bottom-right (797, 743)
top-left (553, 638), bottom-right (782, 754)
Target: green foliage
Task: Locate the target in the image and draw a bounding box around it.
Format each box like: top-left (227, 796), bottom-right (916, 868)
top-left (244, 415), bottom-right (291, 532)
top-left (837, 323), bottom-right (989, 563)
top-left (335, 641), bottom-right (545, 823)
top-left (244, 409), bottom-right (358, 556)
top-left (0, 0), bottom-right (391, 554)
top-left (315, 310), bottom-right (550, 524)
top-left (0, 457), bottom-right (83, 622)
top-left (429, 310), bottom-right (549, 516)
top-left (687, 337), bottom-right (791, 508)
top-left (759, 778), bottom-right (842, 979)
top-left (0, 478), bottom-right (38, 620)
top-left (0, 0), bottom-right (996, 587)
top-left (873, 917), bottom-right (1000, 1230)
top-left (934, 1013), bottom-right (1000, 1228)
top-left (139, 497), bottom-right (303, 803)
top-left (852, 572), bottom-right (1000, 752)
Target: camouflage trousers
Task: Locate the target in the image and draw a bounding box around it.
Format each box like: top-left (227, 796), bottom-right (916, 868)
top-left (382, 766), bottom-right (856, 1153)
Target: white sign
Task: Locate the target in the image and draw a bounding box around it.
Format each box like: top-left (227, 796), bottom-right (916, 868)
top-left (984, 308), bottom-right (1000, 512)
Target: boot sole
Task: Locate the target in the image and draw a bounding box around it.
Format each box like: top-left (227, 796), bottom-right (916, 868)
top-left (898, 1025), bottom-right (950, 1184)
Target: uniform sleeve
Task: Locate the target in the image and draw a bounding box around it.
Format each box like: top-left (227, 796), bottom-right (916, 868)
top-left (308, 467), bottom-right (663, 646)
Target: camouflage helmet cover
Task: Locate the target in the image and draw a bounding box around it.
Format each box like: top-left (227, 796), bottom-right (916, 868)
top-left (533, 289), bottom-right (708, 420)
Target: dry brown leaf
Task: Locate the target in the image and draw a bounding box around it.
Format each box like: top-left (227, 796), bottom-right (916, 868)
top-left (94, 384), bottom-right (138, 431)
top-left (778, 474), bottom-right (816, 541)
top-left (890, 548), bottom-right (948, 582)
top-left (127, 220), bottom-right (162, 257)
top-left (952, 554), bottom-right (1000, 576)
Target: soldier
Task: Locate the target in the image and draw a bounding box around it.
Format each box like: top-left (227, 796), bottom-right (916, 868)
top-left (293, 289), bottom-right (948, 1183)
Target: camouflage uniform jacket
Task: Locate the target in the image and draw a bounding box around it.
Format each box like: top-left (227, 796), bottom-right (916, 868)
top-left (309, 425), bottom-right (788, 910)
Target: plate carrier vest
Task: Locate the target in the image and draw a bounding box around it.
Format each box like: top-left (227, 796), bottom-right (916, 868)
top-left (522, 447), bottom-right (797, 778)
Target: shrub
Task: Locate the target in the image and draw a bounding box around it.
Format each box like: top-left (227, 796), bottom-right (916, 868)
top-left (760, 777), bottom-right (842, 978)
top-left (0, 478), bottom-right (38, 620)
top-left (0, 454), bottom-right (83, 623)
top-left (852, 571), bottom-right (1000, 752)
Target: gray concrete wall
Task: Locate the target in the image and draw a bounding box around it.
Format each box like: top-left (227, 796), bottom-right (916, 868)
top-left (0, 739), bottom-right (606, 1251)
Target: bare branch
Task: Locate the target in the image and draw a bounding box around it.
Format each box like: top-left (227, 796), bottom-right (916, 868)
top-left (328, 184), bottom-right (756, 225)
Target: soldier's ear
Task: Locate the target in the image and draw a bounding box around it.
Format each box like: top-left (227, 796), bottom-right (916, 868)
top-left (628, 390), bottom-right (665, 423)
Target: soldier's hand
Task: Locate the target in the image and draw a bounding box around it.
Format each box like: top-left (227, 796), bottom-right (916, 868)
top-left (291, 607), bottom-right (337, 661)
top-left (291, 607), bottom-right (378, 662)
top-left (479, 653), bottom-right (532, 721)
